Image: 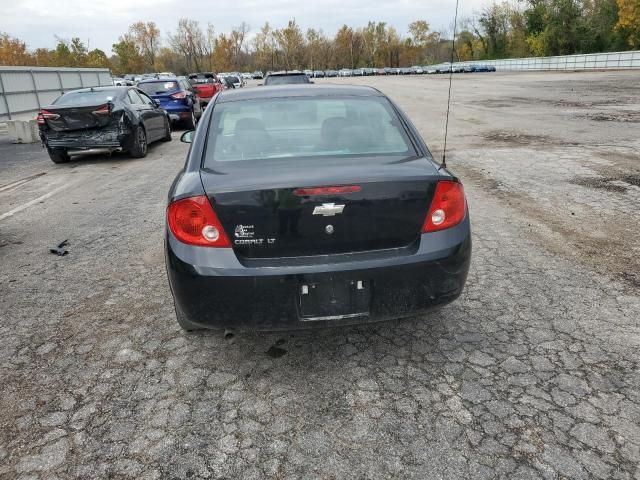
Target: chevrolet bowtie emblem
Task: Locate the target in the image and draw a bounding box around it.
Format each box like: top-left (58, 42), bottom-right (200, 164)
top-left (312, 203), bottom-right (345, 216)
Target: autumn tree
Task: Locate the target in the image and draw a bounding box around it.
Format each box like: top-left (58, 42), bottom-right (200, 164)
top-left (306, 28), bottom-right (322, 70)
top-left (212, 34), bottom-right (235, 71)
top-left (616, 0), bottom-right (640, 47)
top-left (112, 34), bottom-right (145, 74)
top-left (169, 18), bottom-right (208, 72)
top-left (32, 48), bottom-right (55, 66)
top-left (385, 27), bottom-right (403, 67)
top-left (335, 25), bottom-right (357, 68)
top-left (129, 21), bottom-right (161, 69)
top-left (203, 23), bottom-right (216, 71)
top-left (408, 20), bottom-right (441, 63)
top-left (84, 49), bottom-right (109, 68)
top-left (253, 22), bottom-right (275, 71)
top-left (230, 22), bottom-right (249, 69)
top-left (0, 32), bottom-right (30, 65)
top-left (274, 20), bottom-right (305, 70)
top-left (361, 22), bottom-right (389, 67)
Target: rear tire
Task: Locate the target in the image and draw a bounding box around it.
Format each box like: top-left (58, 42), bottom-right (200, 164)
top-left (129, 126), bottom-right (147, 158)
top-left (175, 303), bottom-right (203, 332)
top-left (47, 147), bottom-right (70, 164)
top-left (184, 109), bottom-right (196, 130)
top-left (161, 116), bottom-right (172, 142)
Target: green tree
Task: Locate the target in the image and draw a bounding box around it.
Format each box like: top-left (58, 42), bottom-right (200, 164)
top-left (112, 34), bottom-right (144, 74)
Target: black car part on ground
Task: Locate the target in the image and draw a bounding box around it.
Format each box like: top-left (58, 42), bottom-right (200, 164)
top-left (49, 239), bottom-right (69, 256)
top-left (37, 87), bottom-right (170, 163)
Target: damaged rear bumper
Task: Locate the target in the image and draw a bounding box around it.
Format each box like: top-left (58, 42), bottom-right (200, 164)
top-left (41, 126), bottom-right (128, 150)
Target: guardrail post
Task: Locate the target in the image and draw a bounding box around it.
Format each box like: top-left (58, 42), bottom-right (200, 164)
top-left (29, 70), bottom-right (41, 109)
top-left (56, 70), bottom-right (64, 94)
top-left (79, 71), bottom-right (84, 88)
top-left (0, 72), bottom-right (11, 120)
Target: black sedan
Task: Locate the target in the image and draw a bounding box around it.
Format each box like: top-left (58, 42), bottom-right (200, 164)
top-left (165, 85), bottom-right (471, 332)
top-left (37, 86), bottom-right (171, 163)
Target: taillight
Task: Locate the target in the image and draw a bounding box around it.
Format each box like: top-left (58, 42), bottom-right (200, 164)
top-left (36, 109), bottom-right (59, 125)
top-left (293, 185), bottom-right (361, 197)
top-left (92, 104), bottom-right (110, 115)
top-left (422, 181), bottom-right (466, 232)
top-left (170, 91), bottom-right (187, 99)
top-left (167, 195), bottom-right (231, 247)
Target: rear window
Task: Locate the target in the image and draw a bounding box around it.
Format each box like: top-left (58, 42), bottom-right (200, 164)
top-left (265, 75), bottom-right (310, 86)
top-left (54, 89), bottom-right (119, 105)
top-left (137, 81), bottom-right (179, 95)
top-left (190, 77), bottom-right (216, 84)
top-left (204, 96), bottom-right (415, 165)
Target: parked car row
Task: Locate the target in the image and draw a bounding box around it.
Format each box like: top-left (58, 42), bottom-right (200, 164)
top-left (36, 71), bottom-right (472, 333)
top-left (217, 72), bottom-right (246, 88)
top-left (305, 65), bottom-right (497, 77)
top-left (39, 70), bottom-right (247, 165)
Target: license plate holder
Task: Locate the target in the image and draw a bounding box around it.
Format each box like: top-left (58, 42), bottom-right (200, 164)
top-left (298, 279), bottom-right (370, 321)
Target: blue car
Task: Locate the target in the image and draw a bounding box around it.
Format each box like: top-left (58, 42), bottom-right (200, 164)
top-left (137, 77), bottom-right (203, 129)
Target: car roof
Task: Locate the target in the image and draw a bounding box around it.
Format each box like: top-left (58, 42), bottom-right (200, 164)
top-left (216, 84), bottom-right (383, 103)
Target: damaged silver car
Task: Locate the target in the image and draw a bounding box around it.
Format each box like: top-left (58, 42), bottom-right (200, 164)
top-left (37, 86), bottom-right (171, 164)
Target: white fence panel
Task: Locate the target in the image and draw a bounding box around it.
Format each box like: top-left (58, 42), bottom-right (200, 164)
top-left (59, 72), bottom-right (83, 89)
top-left (436, 49), bottom-right (640, 72)
top-left (6, 92), bottom-right (39, 114)
top-left (34, 72), bottom-right (60, 90)
top-left (2, 71), bottom-right (34, 93)
top-left (0, 66), bottom-right (112, 121)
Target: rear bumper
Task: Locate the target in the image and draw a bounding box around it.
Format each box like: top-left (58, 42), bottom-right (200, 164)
top-left (165, 217), bottom-right (471, 331)
top-left (41, 128), bottom-right (126, 149)
top-left (160, 103), bottom-right (192, 122)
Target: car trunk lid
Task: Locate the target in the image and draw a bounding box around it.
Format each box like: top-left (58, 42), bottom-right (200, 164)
top-left (42, 103), bottom-right (115, 132)
top-left (201, 158), bottom-right (439, 259)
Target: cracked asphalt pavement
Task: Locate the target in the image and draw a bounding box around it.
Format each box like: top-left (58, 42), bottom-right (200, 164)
top-left (1, 71), bottom-right (639, 479)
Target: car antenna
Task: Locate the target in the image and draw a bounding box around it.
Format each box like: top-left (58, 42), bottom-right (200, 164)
top-left (440, 0), bottom-right (460, 171)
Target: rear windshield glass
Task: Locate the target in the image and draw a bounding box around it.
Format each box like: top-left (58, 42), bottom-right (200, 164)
top-left (137, 81), bottom-right (178, 95)
top-left (265, 75), bottom-right (310, 86)
top-left (204, 96), bottom-right (415, 164)
top-left (190, 77), bottom-right (215, 84)
top-left (54, 90), bottom-right (120, 105)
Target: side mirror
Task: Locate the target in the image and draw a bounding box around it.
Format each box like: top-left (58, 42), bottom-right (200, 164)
top-left (309, 81), bottom-right (315, 84)
top-left (257, 83), bottom-right (263, 86)
top-left (180, 130), bottom-right (194, 143)
top-left (153, 99), bottom-right (161, 108)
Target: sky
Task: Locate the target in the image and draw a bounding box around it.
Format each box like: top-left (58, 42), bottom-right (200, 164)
top-left (4, 0), bottom-right (486, 53)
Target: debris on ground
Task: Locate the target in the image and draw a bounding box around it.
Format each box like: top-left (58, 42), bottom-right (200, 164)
top-left (49, 239), bottom-right (69, 256)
